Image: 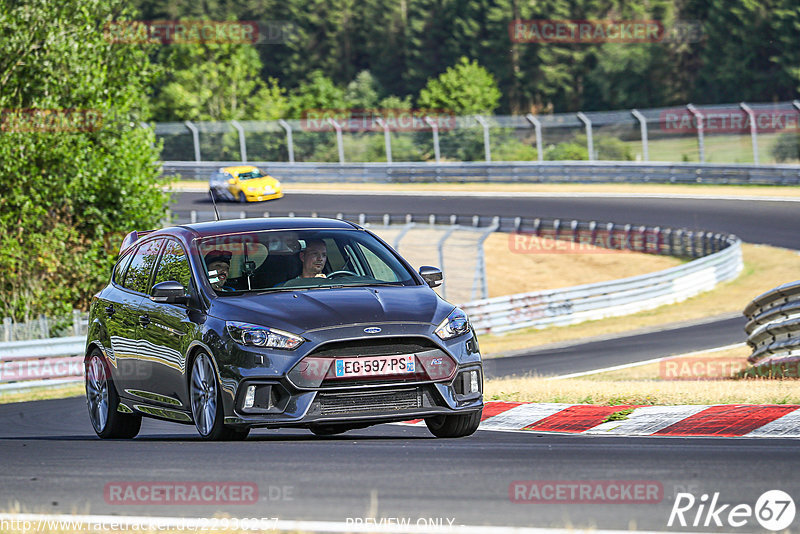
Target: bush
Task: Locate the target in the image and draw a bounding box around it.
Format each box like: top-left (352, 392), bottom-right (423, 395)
top-left (545, 142), bottom-right (589, 161)
top-left (770, 133), bottom-right (800, 163)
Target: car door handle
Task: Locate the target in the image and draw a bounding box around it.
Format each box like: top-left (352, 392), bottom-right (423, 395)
top-left (105, 305), bottom-right (115, 317)
top-left (139, 314), bottom-right (150, 327)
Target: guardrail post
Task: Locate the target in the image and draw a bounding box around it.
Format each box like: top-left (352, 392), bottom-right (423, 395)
top-left (474, 115), bottom-right (492, 162)
top-left (3, 317), bottom-right (10, 342)
top-left (184, 121), bottom-right (201, 162)
top-left (623, 224), bottom-right (632, 251)
top-left (424, 116), bottom-right (441, 164)
top-left (327, 118), bottom-right (345, 164)
top-left (686, 104), bottom-right (705, 163)
top-left (631, 109), bottom-right (649, 162)
top-left (664, 228), bottom-right (674, 256)
top-left (230, 120), bottom-right (247, 162)
top-left (570, 220), bottom-right (579, 243)
top-left (278, 119), bottom-right (295, 163)
top-left (553, 219), bottom-right (561, 240)
top-left (576, 112), bottom-right (594, 161)
top-left (738, 103), bottom-right (758, 165)
top-left (375, 117), bottom-right (392, 164)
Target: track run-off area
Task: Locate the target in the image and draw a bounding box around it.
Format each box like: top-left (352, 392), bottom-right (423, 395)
top-left (1, 188), bottom-right (798, 532)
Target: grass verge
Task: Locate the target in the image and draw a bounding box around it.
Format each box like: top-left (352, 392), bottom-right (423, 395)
top-left (0, 383), bottom-right (84, 405)
top-left (485, 345), bottom-right (800, 405)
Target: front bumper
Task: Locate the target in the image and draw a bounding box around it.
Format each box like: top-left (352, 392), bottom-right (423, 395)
top-left (244, 190), bottom-right (283, 202)
top-left (215, 323), bottom-right (483, 428)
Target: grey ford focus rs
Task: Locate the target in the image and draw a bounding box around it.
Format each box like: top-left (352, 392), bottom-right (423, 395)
top-left (85, 217), bottom-right (484, 440)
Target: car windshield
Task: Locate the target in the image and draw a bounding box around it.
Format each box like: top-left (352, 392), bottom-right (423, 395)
top-left (237, 170), bottom-right (264, 180)
top-left (197, 228), bottom-right (417, 294)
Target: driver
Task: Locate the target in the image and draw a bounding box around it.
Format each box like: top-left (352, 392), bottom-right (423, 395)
top-left (205, 250), bottom-right (234, 291)
top-left (298, 239), bottom-right (327, 278)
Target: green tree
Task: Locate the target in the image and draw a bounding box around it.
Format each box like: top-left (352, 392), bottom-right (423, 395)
top-left (417, 57), bottom-right (501, 114)
top-left (287, 70), bottom-right (348, 116)
top-left (0, 0), bottom-right (168, 320)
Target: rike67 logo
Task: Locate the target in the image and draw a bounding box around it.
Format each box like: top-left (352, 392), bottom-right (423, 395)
top-left (668, 490), bottom-right (795, 531)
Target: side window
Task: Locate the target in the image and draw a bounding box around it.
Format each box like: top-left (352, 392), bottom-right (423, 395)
top-left (152, 240), bottom-right (192, 295)
top-left (122, 239), bottom-right (164, 294)
top-left (112, 251), bottom-right (134, 285)
top-left (356, 243), bottom-right (400, 282)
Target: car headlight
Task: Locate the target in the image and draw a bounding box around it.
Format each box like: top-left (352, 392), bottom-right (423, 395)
top-left (435, 308), bottom-right (471, 340)
top-left (247, 187), bottom-right (258, 192)
top-left (226, 321), bottom-right (304, 350)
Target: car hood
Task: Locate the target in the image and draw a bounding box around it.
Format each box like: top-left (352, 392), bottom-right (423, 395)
top-left (240, 176), bottom-right (280, 188)
top-left (209, 285), bottom-right (450, 333)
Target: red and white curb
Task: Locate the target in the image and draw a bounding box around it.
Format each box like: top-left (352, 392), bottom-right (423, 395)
top-left (405, 402), bottom-right (800, 438)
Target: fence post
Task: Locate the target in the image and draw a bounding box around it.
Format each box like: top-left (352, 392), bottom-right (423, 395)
top-left (437, 225), bottom-right (459, 300)
top-left (73, 309), bottom-right (82, 336)
top-left (736, 102), bottom-right (759, 165)
top-left (631, 109), bottom-right (649, 162)
top-left (686, 104), bottom-right (705, 163)
top-left (3, 317), bottom-right (10, 342)
top-left (375, 117), bottom-right (392, 164)
top-left (230, 120), bottom-right (247, 163)
top-left (525, 114), bottom-right (544, 163)
top-left (576, 112), bottom-right (594, 161)
top-left (278, 119), bottom-right (295, 163)
top-left (472, 217), bottom-right (500, 300)
top-left (474, 115), bottom-right (491, 162)
top-left (39, 314), bottom-right (48, 339)
top-left (424, 116), bottom-right (441, 164)
top-left (184, 121), bottom-right (201, 162)
top-left (327, 118), bottom-right (345, 164)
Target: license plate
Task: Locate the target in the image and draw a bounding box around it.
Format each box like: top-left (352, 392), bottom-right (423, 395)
top-left (334, 354), bottom-right (416, 378)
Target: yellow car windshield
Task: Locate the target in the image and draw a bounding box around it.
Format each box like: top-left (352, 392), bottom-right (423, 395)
top-left (238, 171), bottom-right (265, 180)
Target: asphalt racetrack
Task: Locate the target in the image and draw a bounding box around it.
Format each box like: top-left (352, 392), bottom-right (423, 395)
top-left (1, 190), bottom-right (798, 532)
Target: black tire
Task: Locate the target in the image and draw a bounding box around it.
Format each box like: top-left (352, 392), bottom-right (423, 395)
top-left (425, 410), bottom-right (482, 438)
top-left (238, 192), bottom-right (247, 203)
top-left (190, 351), bottom-right (250, 441)
top-left (85, 349), bottom-right (141, 439)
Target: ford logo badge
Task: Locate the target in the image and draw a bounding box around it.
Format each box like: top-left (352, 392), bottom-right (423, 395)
top-left (364, 327), bottom-right (382, 334)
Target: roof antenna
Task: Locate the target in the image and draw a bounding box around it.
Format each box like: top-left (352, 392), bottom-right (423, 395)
top-left (209, 189), bottom-right (220, 221)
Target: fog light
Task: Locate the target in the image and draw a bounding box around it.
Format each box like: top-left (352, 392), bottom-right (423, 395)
top-left (244, 385), bottom-right (256, 409)
top-left (470, 370), bottom-right (480, 393)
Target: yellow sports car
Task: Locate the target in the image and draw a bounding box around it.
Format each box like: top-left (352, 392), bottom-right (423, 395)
top-left (209, 165), bottom-right (283, 203)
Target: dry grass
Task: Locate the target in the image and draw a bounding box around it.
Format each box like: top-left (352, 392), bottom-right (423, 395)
top-left (483, 233), bottom-right (681, 297)
top-left (169, 180), bottom-right (800, 198)
top-left (479, 243), bottom-right (800, 356)
top-left (485, 346), bottom-right (800, 405)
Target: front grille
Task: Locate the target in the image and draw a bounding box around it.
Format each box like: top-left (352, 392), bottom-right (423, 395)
top-left (317, 387), bottom-right (422, 415)
top-left (310, 337), bottom-right (440, 358)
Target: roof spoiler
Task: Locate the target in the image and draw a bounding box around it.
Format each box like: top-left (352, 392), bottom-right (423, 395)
top-left (119, 230), bottom-right (154, 254)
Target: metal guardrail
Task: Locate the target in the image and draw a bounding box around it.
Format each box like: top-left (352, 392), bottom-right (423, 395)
top-left (463, 230), bottom-right (742, 335)
top-left (0, 337), bottom-right (85, 393)
top-left (162, 161), bottom-right (800, 185)
top-left (744, 281), bottom-right (800, 367)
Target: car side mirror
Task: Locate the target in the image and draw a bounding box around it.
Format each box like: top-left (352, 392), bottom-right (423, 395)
top-left (419, 266), bottom-right (443, 288)
top-left (227, 178), bottom-right (236, 184)
top-left (151, 280), bottom-right (189, 304)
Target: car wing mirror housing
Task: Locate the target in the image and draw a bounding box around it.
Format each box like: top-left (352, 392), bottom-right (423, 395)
top-left (419, 266), bottom-right (443, 288)
top-left (151, 280), bottom-right (189, 304)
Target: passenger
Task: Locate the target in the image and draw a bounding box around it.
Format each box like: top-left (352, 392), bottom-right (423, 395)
top-left (205, 250), bottom-right (234, 291)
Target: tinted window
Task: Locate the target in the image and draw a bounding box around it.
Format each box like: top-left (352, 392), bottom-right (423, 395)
top-left (152, 240), bottom-right (192, 295)
top-left (122, 239), bottom-right (164, 294)
top-left (112, 251), bottom-right (134, 285)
